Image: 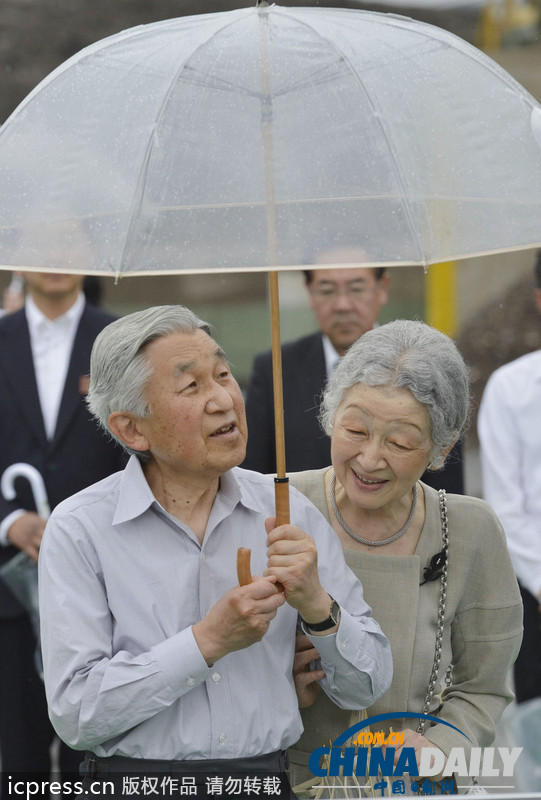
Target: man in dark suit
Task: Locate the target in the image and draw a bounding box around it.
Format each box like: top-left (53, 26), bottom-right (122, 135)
top-left (243, 256), bottom-right (464, 492)
top-left (244, 256), bottom-right (390, 473)
top-left (0, 271), bottom-right (127, 785)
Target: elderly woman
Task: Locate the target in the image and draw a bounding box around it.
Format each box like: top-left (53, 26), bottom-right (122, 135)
top-left (288, 319), bottom-right (522, 790)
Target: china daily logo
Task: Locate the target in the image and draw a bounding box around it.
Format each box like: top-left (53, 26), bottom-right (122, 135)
top-left (308, 713), bottom-right (522, 779)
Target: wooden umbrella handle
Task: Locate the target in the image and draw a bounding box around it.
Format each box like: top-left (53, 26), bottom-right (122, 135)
top-left (236, 546), bottom-right (284, 593)
top-left (236, 273), bottom-right (290, 588)
top-left (237, 547), bottom-right (253, 585)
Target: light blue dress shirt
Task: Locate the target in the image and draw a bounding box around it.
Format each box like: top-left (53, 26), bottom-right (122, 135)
top-left (39, 456), bottom-right (392, 759)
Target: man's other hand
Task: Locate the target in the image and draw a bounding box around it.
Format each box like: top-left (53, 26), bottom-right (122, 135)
top-left (193, 576), bottom-right (285, 665)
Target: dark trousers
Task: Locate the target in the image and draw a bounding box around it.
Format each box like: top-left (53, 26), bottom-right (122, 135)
top-left (514, 583), bottom-right (541, 704)
top-left (80, 752), bottom-right (297, 799)
top-left (0, 613), bottom-right (81, 796)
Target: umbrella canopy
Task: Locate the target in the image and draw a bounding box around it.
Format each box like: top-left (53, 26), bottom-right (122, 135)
top-left (0, 4), bottom-right (540, 277)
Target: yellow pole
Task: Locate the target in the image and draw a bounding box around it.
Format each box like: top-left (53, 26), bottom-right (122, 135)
top-left (425, 261), bottom-right (457, 337)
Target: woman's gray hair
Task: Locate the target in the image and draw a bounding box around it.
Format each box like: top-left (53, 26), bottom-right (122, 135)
top-left (87, 305), bottom-right (211, 458)
top-left (320, 319), bottom-right (470, 468)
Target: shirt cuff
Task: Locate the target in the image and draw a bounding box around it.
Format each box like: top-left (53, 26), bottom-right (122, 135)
top-left (151, 625), bottom-right (212, 696)
top-left (303, 605), bottom-right (357, 656)
top-left (305, 607), bottom-right (390, 680)
top-left (0, 509), bottom-right (25, 546)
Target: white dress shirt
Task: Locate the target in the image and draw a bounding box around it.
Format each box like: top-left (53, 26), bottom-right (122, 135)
top-left (0, 293), bottom-right (85, 546)
top-left (478, 349), bottom-right (541, 598)
top-left (321, 335), bottom-right (341, 376)
top-left (39, 457), bottom-right (392, 759)
top-left (26, 292), bottom-right (85, 440)
top-left (321, 324), bottom-right (379, 377)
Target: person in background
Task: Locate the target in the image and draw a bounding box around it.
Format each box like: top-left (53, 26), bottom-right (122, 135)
top-left (38, 305), bottom-right (392, 796)
top-left (82, 275), bottom-right (104, 307)
top-left (243, 249), bottom-right (464, 493)
top-left (478, 250), bottom-right (541, 709)
top-left (0, 269), bottom-right (127, 790)
top-left (287, 319), bottom-right (522, 792)
top-left (0, 273), bottom-right (103, 317)
top-left (0, 272), bottom-right (25, 316)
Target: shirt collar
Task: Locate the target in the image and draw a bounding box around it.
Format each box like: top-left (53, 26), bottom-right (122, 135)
top-left (232, 468), bottom-right (275, 516)
top-left (113, 455), bottom-right (246, 526)
top-left (321, 334), bottom-right (341, 376)
top-left (114, 456), bottom-right (158, 525)
top-left (26, 292), bottom-right (85, 337)
top-left (321, 324), bottom-right (380, 377)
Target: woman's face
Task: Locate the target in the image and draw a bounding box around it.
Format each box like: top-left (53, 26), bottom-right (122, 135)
top-left (331, 384), bottom-right (434, 511)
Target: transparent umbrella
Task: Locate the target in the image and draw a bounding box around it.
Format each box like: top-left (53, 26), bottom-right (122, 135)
top-left (1, 5), bottom-right (541, 275)
top-left (1, 4), bottom-right (541, 528)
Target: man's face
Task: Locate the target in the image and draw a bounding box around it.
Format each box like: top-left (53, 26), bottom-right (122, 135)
top-left (134, 329), bottom-right (248, 484)
top-left (24, 272), bottom-right (83, 301)
top-left (307, 267), bottom-right (389, 355)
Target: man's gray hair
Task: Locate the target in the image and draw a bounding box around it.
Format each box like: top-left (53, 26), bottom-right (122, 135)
top-left (320, 319), bottom-right (470, 468)
top-left (87, 305), bottom-right (211, 456)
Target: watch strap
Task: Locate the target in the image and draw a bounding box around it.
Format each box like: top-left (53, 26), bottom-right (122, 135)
top-left (301, 595), bottom-right (340, 632)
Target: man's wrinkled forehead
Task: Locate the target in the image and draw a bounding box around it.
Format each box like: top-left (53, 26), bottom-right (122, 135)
top-left (173, 344), bottom-right (229, 375)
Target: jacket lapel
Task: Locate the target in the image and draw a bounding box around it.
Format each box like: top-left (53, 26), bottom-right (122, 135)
top-left (51, 304), bottom-right (92, 447)
top-left (0, 311), bottom-right (47, 445)
top-left (306, 333), bottom-right (328, 407)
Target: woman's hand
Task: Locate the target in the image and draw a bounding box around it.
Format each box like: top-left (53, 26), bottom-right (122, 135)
top-left (293, 632), bottom-right (325, 708)
top-left (392, 728), bottom-right (445, 776)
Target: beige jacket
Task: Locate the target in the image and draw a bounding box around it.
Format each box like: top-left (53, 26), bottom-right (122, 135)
top-left (288, 469), bottom-right (523, 785)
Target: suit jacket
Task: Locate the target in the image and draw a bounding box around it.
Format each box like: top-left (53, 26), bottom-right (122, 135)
top-left (243, 332), bottom-right (330, 474)
top-left (0, 303), bottom-right (127, 619)
top-left (242, 331), bottom-right (464, 492)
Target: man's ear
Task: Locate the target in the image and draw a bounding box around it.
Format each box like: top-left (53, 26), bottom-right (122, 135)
top-left (108, 411), bottom-right (150, 453)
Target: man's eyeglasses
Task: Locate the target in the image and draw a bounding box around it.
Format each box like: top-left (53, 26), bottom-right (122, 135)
top-left (310, 284), bottom-right (379, 302)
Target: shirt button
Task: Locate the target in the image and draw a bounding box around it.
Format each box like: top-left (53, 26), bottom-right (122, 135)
top-left (341, 642), bottom-right (347, 651)
top-left (219, 733), bottom-right (227, 744)
top-left (212, 672), bottom-right (221, 682)
top-left (187, 677), bottom-right (196, 686)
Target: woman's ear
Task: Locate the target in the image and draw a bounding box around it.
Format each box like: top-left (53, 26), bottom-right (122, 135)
top-left (427, 438), bottom-right (458, 471)
top-left (108, 411), bottom-right (150, 453)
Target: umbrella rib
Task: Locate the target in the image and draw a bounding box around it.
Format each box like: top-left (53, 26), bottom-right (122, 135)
top-left (365, 10), bottom-right (541, 107)
top-left (270, 7), bottom-right (429, 263)
top-left (116, 9), bottom-right (257, 273)
top-left (177, 66), bottom-right (262, 99)
top-left (137, 193), bottom-right (532, 212)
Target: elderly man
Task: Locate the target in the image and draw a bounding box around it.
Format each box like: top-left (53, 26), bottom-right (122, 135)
top-left (38, 305), bottom-right (392, 795)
